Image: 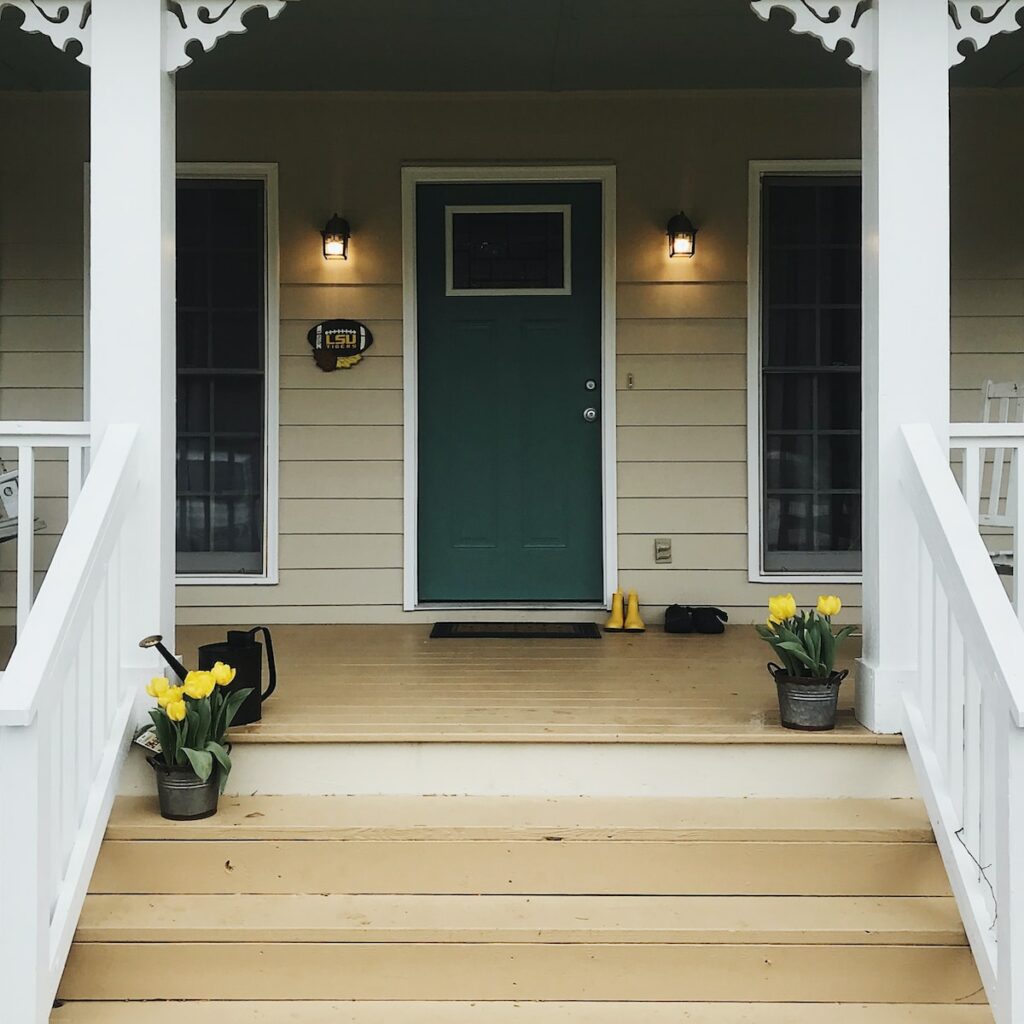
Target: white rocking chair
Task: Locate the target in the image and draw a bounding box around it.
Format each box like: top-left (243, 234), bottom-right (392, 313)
top-left (0, 462), bottom-right (46, 545)
top-left (978, 380), bottom-right (1024, 576)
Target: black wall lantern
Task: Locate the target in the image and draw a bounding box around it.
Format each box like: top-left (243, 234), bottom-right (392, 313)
top-left (667, 210), bottom-right (697, 258)
top-left (322, 213), bottom-right (351, 260)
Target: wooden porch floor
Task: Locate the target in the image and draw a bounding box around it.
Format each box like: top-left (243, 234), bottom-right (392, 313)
top-left (176, 624), bottom-right (899, 746)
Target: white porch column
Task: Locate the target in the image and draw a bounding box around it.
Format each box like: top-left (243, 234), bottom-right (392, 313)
top-left (88, 0), bottom-right (176, 646)
top-left (858, 0), bottom-right (951, 732)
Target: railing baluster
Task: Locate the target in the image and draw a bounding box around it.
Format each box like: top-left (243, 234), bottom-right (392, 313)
top-left (1014, 447), bottom-right (1024, 624)
top-left (16, 445), bottom-right (35, 637)
top-left (995, 715), bottom-right (1024, 1022)
top-left (981, 694), bottom-right (999, 926)
top-left (947, 618), bottom-right (966, 823)
top-left (67, 443), bottom-right (84, 515)
top-left (918, 541), bottom-right (936, 726)
top-left (964, 444), bottom-right (982, 526)
top-left (963, 661), bottom-right (982, 876)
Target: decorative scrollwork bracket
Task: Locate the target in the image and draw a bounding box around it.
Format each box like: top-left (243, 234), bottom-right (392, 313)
top-left (164, 0), bottom-right (289, 71)
top-left (0, 0), bottom-right (92, 64)
top-left (752, 0), bottom-right (1024, 71)
top-left (0, 0), bottom-right (295, 71)
top-left (750, 0), bottom-right (877, 71)
top-left (948, 0), bottom-right (1024, 66)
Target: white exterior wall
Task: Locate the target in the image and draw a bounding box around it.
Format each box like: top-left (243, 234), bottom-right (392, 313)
top-left (1, 88), bottom-right (1022, 626)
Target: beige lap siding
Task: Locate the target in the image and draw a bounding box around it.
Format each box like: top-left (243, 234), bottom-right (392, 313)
top-left (0, 94), bottom-right (86, 624)
top-left (1, 90), bottom-right (1022, 626)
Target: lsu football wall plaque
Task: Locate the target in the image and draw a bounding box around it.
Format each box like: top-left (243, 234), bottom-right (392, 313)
top-left (307, 320), bottom-right (374, 371)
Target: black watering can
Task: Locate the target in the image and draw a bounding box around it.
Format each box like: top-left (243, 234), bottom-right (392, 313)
top-left (140, 628), bottom-right (277, 727)
top-left (197, 627), bottom-right (277, 726)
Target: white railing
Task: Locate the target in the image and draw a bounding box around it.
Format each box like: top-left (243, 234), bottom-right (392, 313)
top-left (0, 423), bottom-right (93, 637)
top-left (0, 423), bottom-right (139, 1023)
top-left (901, 422), bottom-right (1024, 1024)
top-left (950, 422), bottom-right (1024, 620)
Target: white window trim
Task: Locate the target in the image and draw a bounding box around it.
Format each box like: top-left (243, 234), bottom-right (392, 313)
top-left (746, 158), bottom-right (862, 586)
top-left (173, 162), bottom-right (280, 587)
top-left (444, 204), bottom-right (572, 296)
top-left (401, 164), bottom-right (618, 611)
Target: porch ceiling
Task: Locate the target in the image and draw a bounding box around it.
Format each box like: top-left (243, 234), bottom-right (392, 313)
top-left (3, 0), bottom-right (1024, 92)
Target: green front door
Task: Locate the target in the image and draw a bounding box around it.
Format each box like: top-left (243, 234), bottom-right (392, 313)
top-left (417, 181), bottom-right (604, 602)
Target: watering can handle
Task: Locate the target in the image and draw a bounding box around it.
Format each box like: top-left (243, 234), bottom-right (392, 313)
top-left (249, 626), bottom-right (277, 702)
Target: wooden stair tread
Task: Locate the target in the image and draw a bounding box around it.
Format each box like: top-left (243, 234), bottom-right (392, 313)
top-left (55, 944), bottom-right (987, 1003)
top-left (49, 1002), bottom-right (995, 1023)
top-left (76, 894), bottom-right (965, 945)
top-left (105, 795), bottom-right (934, 841)
top-left (90, 837), bottom-right (951, 896)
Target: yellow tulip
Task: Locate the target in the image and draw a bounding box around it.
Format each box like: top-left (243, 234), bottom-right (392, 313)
top-left (768, 593), bottom-right (797, 622)
top-left (157, 685), bottom-right (184, 708)
top-left (210, 661), bottom-right (237, 687)
top-left (817, 595), bottom-right (842, 618)
top-left (184, 670), bottom-right (215, 700)
top-left (146, 676), bottom-right (169, 699)
top-left (165, 699), bottom-right (187, 722)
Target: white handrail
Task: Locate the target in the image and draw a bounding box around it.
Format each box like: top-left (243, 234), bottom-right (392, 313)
top-left (0, 421), bottom-right (93, 635)
top-left (0, 423), bottom-right (140, 1023)
top-left (901, 422), bottom-right (1024, 1022)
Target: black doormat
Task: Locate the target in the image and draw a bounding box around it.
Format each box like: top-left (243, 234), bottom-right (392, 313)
top-left (430, 621), bottom-right (602, 640)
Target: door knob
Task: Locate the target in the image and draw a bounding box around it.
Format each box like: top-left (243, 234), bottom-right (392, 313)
top-left (583, 407), bottom-right (598, 422)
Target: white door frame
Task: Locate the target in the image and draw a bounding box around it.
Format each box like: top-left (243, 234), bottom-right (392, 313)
top-left (401, 164), bottom-right (618, 611)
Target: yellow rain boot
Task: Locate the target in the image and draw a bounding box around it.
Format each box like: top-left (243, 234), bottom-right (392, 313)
top-left (604, 590), bottom-right (625, 632)
top-left (624, 589), bottom-right (646, 633)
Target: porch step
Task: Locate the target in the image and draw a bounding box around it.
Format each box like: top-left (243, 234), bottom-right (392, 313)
top-left (54, 796), bottom-right (988, 1014)
top-left (51, 1004), bottom-right (995, 1023)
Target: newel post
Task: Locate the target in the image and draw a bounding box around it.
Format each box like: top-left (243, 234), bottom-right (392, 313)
top-left (88, 0), bottom-right (176, 648)
top-left (858, 0), bottom-right (951, 732)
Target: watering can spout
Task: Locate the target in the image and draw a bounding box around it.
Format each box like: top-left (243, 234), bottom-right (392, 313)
top-left (138, 634), bottom-right (189, 683)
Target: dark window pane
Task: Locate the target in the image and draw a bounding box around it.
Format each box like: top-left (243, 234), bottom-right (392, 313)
top-left (177, 252), bottom-right (208, 307)
top-left (819, 374), bottom-right (861, 430)
top-left (177, 377), bottom-right (211, 433)
top-left (820, 308), bottom-right (860, 367)
top-left (765, 494), bottom-right (814, 552)
top-left (211, 496), bottom-right (262, 553)
top-left (175, 177), bottom-right (266, 575)
top-left (212, 377), bottom-right (263, 433)
top-left (210, 250), bottom-right (261, 308)
top-left (765, 434), bottom-right (814, 490)
top-left (177, 189), bottom-right (207, 249)
top-left (212, 437), bottom-right (262, 494)
top-left (821, 246), bottom-right (861, 304)
top-left (819, 185), bottom-right (860, 241)
top-left (815, 494), bottom-right (862, 552)
top-left (764, 374), bottom-right (814, 431)
top-left (818, 435), bottom-right (861, 491)
top-left (177, 311), bottom-right (208, 369)
top-left (177, 496), bottom-right (209, 552)
top-left (764, 309), bottom-right (816, 367)
top-left (450, 210), bottom-right (565, 291)
top-left (761, 176), bottom-right (862, 572)
top-left (766, 185), bottom-right (817, 244)
top-left (767, 248), bottom-right (818, 305)
top-left (176, 438), bottom-right (210, 493)
top-left (210, 187), bottom-right (261, 248)
top-left (211, 311), bottom-right (262, 369)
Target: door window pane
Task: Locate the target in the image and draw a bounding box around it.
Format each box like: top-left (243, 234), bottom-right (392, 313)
top-left (761, 176), bottom-right (862, 574)
top-left (176, 178), bottom-right (266, 575)
top-left (447, 206), bottom-right (570, 294)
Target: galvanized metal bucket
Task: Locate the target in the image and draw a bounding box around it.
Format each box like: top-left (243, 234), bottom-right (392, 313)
top-left (769, 664), bottom-right (849, 732)
top-left (148, 755), bottom-right (220, 820)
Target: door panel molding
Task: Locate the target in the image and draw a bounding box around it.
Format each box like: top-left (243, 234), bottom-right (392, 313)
top-left (401, 165), bottom-right (618, 610)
